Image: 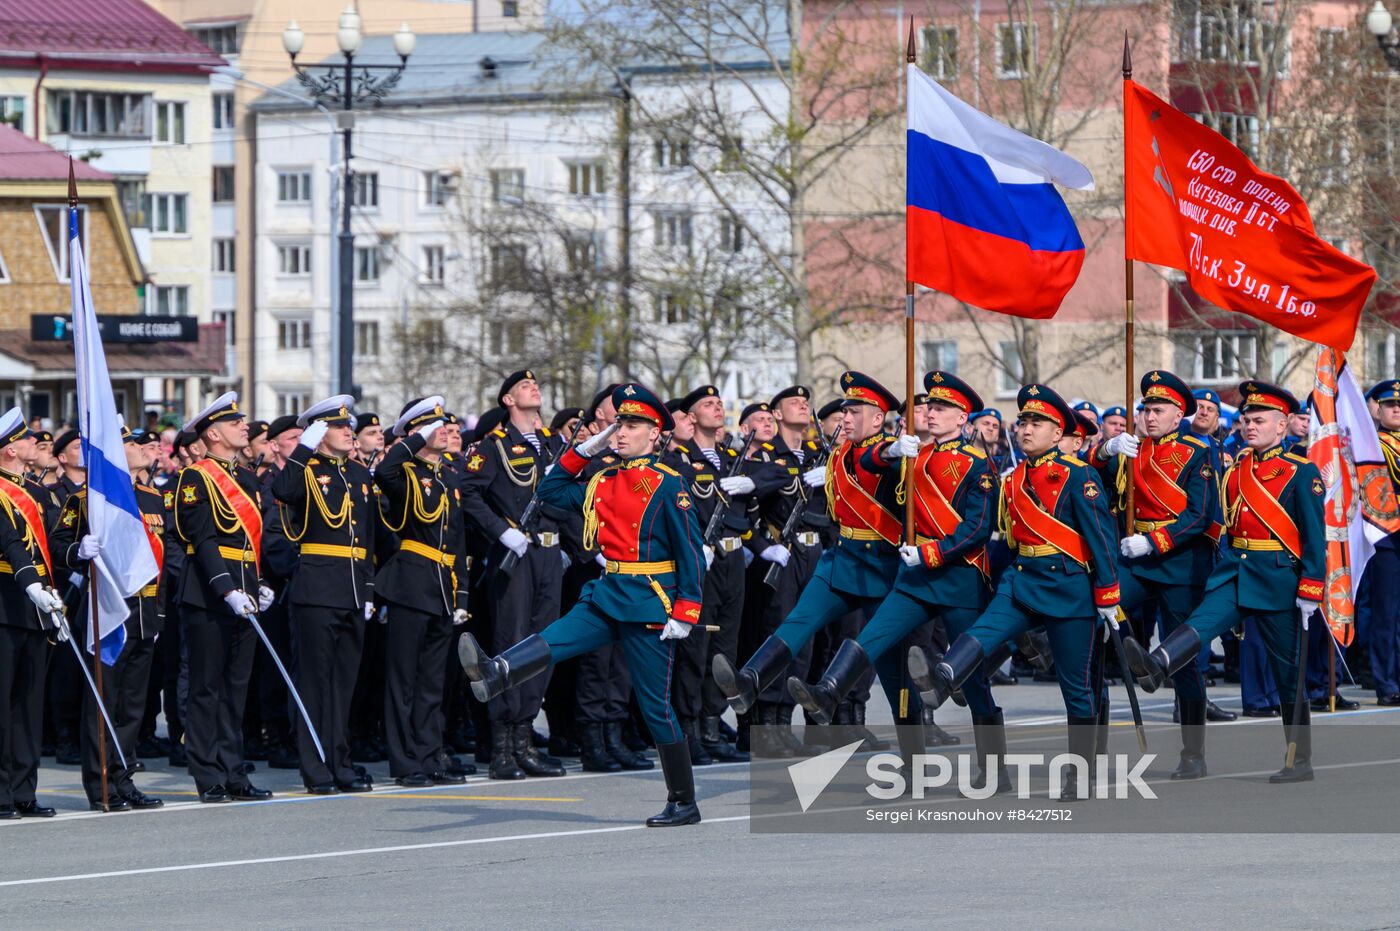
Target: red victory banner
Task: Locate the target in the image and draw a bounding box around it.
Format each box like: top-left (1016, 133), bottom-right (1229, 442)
top-left (1125, 79), bottom-right (1377, 350)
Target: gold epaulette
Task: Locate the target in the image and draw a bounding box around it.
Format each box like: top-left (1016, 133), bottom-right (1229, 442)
top-left (760, 442), bottom-right (774, 451)
top-left (491, 427), bottom-right (506, 438)
top-left (1285, 452), bottom-right (1310, 465)
top-left (962, 444), bottom-right (986, 459)
top-left (137, 483), bottom-right (158, 493)
top-left (653, 463), bottom-right (681, 477)
top-left (1179, 434), bottom-right (1207, 448)
top-left (1061, 455), bottom-right (1086, 467)
top-left (540, 427), bottom-right (552, 437)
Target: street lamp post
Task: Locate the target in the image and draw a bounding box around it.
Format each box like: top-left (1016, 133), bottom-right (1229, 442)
top-left (1368, 2), bottom-right (1400, 71)
top-left (282, 10), bottom-right (415, 398)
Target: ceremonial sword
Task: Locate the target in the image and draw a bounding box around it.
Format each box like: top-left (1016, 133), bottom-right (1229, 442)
top-left (246, 609), bottom-right (327, 765)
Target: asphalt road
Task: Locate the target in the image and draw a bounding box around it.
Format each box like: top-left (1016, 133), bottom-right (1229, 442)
top-left (6, 679), bottom-right (1400, 929)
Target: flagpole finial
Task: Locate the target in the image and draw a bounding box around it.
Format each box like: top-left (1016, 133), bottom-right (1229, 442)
top-left (906, 17), bottom-right (917, 64)
top-left (1122, 32), bottom-right (1132, 79)
top-left (67, 157), bottom-right (77, 208)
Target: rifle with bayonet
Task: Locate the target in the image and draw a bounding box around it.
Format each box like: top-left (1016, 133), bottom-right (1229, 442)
top-left (702, 430), bottom-right (756, 548)
top-left (763, 419), bottom-right (841, 589)
top-left (498, 417), bottom-right (588, 578)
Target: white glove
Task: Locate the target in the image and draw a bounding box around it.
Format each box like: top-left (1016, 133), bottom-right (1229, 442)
top-left (414, 419), bottom-right (445, 442)
top-left (25, 583), bottom-right (61, 614)
top-left (1120, 534), bottom-right (1153, 559)
top-left (1103, 433), bottom-right (1141, 458)
top-left (1000, 466), bottom-right (1016, 480)
top-left (1097, 606), bottom-right (1121, 628)
top-left (364, 602), bottom-right (376, 622)
top-left (719, 475), bottom-right (755, 496)
top-left (299, 420), bottom-right (329, 450)
top-left (452, 608), bottom-right (470, 626)
top-left (258, 584), bottom-right (274, 611)
top-left (1297, 599), bottom-right (1318, 631)
top-left (224, 590), bottom-right (256, 617)
top-left (883, 434), bottom-right (921, 460)
top-left (742, 547), bottom-right (754, 568)
top-left (576, 422), bottom-right (619, 458)
top-left (760, 544), bottom-right (790, 567)
top-left (77, 534), bottom-right (101, 560)
top-left (899, 544), bottom-right (922, 567)
top-left (703, 545), bottom-right (715, 569)
top-left (659, 619), bottom-right (692, 641)
top-left (499, 527), bottom-right (530, 558)
top-left (802, 465), bottom-right (826, 488)
top-left (595, 553), bottom-right (607, 569)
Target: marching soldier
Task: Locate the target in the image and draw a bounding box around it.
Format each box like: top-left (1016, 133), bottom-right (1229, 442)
top-left (50, 422), bottom-right (173, 811)
top-left (459, 383), bottom-right (707, 826)
top-left (172, 392), bottom-right (274, 803)
top-left (714, 372), bottom-right (927, 765)
top-left (0, 408), bottom-right (67, 819)
top-left (271, 396), bottom-right (379, 794)
top-left (789, 372), bottom-right (1000, 786)
top-left (1123, 381), bottom-right (1325, 782)
top-left (460, 370), bottom-right (569, 780)
top-left (1088, 371), bottom-right (1221, 778)
top-left (909, 384), bottom-right (1121, 798)
top-left (373, 397), bottom-right (471, 787)
top-left (1360, 380), bottom-right (1400, 706)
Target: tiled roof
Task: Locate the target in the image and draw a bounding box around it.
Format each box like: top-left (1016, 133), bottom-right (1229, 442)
top-left (0, 0), bottom-right (224, 70)
top-left (0, 126), bottom-right (112, 182)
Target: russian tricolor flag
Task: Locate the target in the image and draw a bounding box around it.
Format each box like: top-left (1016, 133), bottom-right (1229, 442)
top-left (906, 64), bottom-right (1093, 318)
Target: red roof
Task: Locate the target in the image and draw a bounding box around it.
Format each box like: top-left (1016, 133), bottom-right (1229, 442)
top-left (0, 0), bottom-right (224, 71)
top-left (0, 126), bottom-right (112, 181)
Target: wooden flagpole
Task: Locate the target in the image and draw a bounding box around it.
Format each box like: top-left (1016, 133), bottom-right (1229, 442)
top-left (904, 20), bottom-right (918, 546)
top-left (1122, 34), bottom-right (1136, 525)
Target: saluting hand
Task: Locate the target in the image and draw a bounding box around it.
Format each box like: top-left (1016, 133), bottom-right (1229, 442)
top-left (299, 420), bottom-right (329, 450)
top-left (576, 422), bottom-right (619, 458)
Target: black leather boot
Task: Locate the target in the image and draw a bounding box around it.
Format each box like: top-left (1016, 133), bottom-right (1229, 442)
top-left (750, 703), bottom-right (791, 759)
top-left (908, 635), bottom-right (983, 709)
top-left (969, 711), bottom-right (1011, 795)
top-left (851, 702), bottom-right (890, 751)
top-left (605, 720), bottom-right (654, 770)
top-left (923, 704), bottom-right (960, 747)
top-left (460, 633), bottom-right (552, 702)
top-left (712, 636), bottom-right (792, 715)
top-left (682, 718), bottom-right (712, 765)
top-left (1059, 716), bottom-right (1099, 800)
top-left (579, 722), bottom-right (620, 773)
top-left (646, 740), bottom-right (701, 827)
top-left (895, 718), bottom-right (926, 793)
top-left (514, 722), bottom-right (566, 777)
top-left (488, 723), bottom-right (526, 780)
top-left (788, 639), bottom-right (870, 726)
top-left (700, 714), bottom-right (749, 762)
top-left (1270, 702), bottom-right (1314, 783)
top-left (1015, 631), bottom-right (1054, 672)
top-left (775, 705), bottom-right (822, 756)
top-left (1172, 699), bottom-right (1208, 780)
top-left (1122, 626), bottom-right (1200, 694)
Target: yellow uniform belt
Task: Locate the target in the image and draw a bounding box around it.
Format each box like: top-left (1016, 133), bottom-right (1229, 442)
top-left (400, 539), bottom-right (455, 566)
top-left (0, 561), bottom-right (45, 577)
top-left (140, 582), bottom-right (159, 598)
top-left (185, 545), bottom-right (257, 563)
top-left (605, 559), bottom-right (676, 575)
top-left (1135, 519), bottom-right (1174, 532)
top-left (1017, 543), bottom-right (1060, 558)
top-left (1231, 537), bottom-right (1284, 551)
top-left (839, 526), bottom-right (882, 541)
top-left (300, 543), bottom-right (368, 560)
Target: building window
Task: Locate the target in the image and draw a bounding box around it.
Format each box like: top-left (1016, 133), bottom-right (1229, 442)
top-left (653, 291), bottom-right (691, 324)
top-left (213, 238), bottom-right (236, 273)
top-left (46, 90), bottom-right (149, 137)
top-left (154, 101), bottom-right (186, 144)
top-left (653, 211), bottom-right (693, 252)
top-left (149, 193), bottom-right (189, 235)
top-left (351, 172), bottom-right (378, 208)
top-left (277, 319), bottom-right (312, 351)
top-left (212, 92), bottom-right (235, 130)
top-left (718, 134), bottom-right (744, 171)
top-left (276, 391), bottom-right (311, 416)
top-left (213, 309), bottom-right (235, 345)
top-left (1176, 1), bottom-right (1286, 68)
top-left (192, 25), bottom-right (239, 55)
top-left (212, 166), bottom-right (235, 203)
top-left (34, 205), bottom-right (87, 281)
top-left (502, 0), bottom-right (519, 16)
top-left (354, 246), bottom-right (381, 283)
top-left (566, 160), bottom-right (605, 196)
top-left (922, 25), bottom-right (959, 79)
top-left (277, 170), bottom-right (312, 203)
top-left (277, 244), bottom-right (312, 276)
top-left (1188, 331), bottom-right (1258, 383)
top-left (489, 243), bottom-right (528, 289)
top-left (355, 320), bottom-right (380, 359)
top-left (422, 245), bottom-right (446, 284)
top-left (719, 214), bottom-right (743, 253)
top-left (0, 249), bottom-right (10, 283)
top-left (996, 340), bottom-right (1023, 397)
top-left (565, 234), bottom-right (597, 271)
top-left (117, 178), bottom-right (147, 229)
top-left (153, 285), bottom-right (190, 316)
top-left (923, 339), bottom-right (959, 374)
top-left (996, 22), bottom-right (1035, 78)
top-left (1315, 28), bottom-right (1344, 78)
top-left (1190, 111), bottom-right (1260, 160)
top-left (655, 136), bottom-right (691, 169)
top-left (423, 170), bottom-right (455, 207)
top-left (0, 96), bottom-right (25, 133)
top-left (1367, 332), bottom-right (1397, 381)
top-left (487, 319), bottom-right (527, 356)
top-left (490, 169), bottom-right (525, 204)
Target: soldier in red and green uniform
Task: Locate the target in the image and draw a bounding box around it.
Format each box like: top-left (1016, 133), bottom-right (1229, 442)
top-left (1124, 381), bottom-right (1326, 783)
top-left (458, 383), bottom-right (707, 827)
